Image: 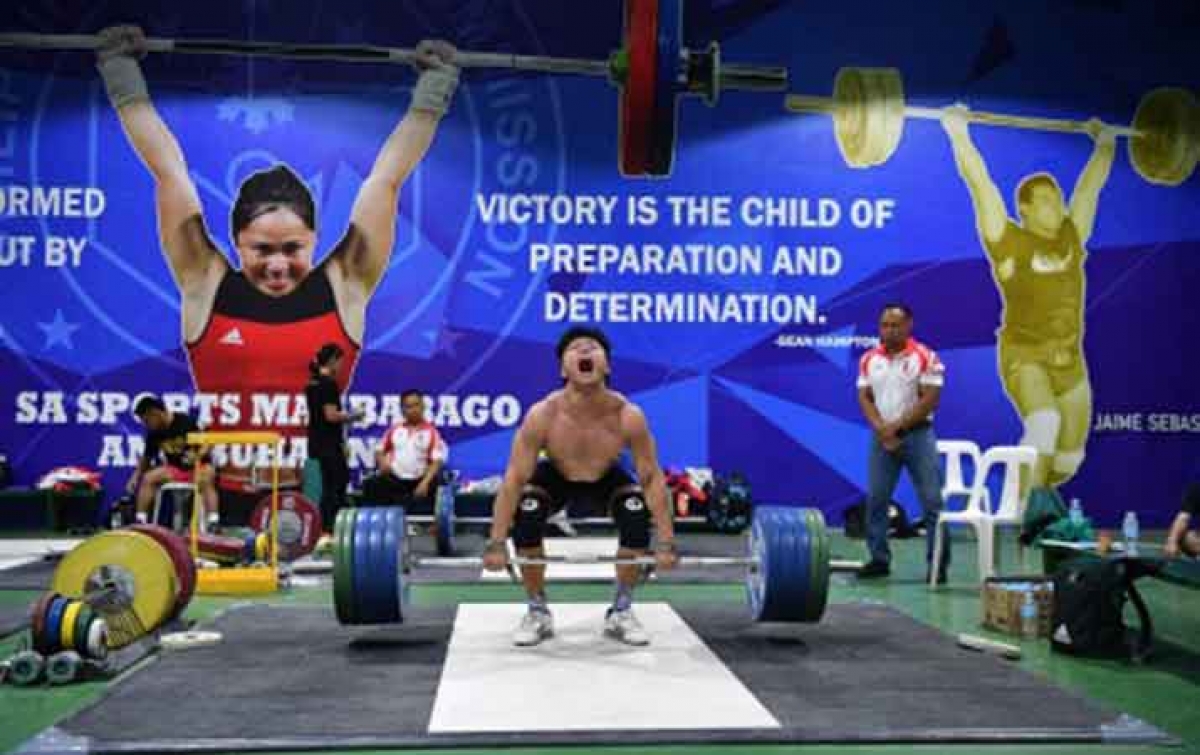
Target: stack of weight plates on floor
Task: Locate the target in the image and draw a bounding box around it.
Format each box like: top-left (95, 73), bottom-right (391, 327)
top-left (9, 526), bottom-right (199, 686)
top-left (50, 525), bottom-right (196, 645)
top-left (8, 591), bottom-right (114, 686)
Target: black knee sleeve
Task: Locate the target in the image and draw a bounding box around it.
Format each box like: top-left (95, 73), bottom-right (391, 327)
top-left (610, 485), bottom-right (650, 549)
top-left (511, 485), bottom-right (552, 548)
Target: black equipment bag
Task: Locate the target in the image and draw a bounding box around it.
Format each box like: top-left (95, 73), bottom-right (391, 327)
top-left (1050, 557), bottom-right (1152, 661)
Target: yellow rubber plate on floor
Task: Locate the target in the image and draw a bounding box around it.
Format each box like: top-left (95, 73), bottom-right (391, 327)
top-left (60, 600), bottom-right (83, 651)
top-left (51, 530), bottom-right (178, 634)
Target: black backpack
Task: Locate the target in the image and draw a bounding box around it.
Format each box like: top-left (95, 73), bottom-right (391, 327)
top-left (704, 473), bottom-right (753, 534)
top-left (1050, 558), bottom-right (1151, 661)
top-left (843, 499), bottom-right (920, 539)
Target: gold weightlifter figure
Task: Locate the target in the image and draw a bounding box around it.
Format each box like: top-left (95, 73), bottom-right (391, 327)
top-left (941, 105), bottom-right (1117, 492)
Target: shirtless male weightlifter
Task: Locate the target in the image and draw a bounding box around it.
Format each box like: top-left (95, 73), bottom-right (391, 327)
top-left (484, 327), bottom-right (678, 646)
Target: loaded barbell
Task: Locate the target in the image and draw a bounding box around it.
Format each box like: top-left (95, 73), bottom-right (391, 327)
top-left (0, 0), bottom-right (788, 177)
top-left (332, 505), bottom-right (832, 627)
top-left (785, 67), bottom-right (1200, 186)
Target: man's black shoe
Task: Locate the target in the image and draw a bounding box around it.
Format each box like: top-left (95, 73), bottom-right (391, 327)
top-left (858, 560), bottom-right (891, 578)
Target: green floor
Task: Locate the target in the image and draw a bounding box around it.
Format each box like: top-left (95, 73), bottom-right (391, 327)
top-left (1, 531), bottom-right (1197, 755)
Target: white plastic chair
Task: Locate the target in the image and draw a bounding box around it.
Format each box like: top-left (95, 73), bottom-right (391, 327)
top-left (930, 444), bottom-right (1037, 586)
top-left (937, 440), bottom-right (983, 506)
top-left (153, 482), bottom-right (195, 532)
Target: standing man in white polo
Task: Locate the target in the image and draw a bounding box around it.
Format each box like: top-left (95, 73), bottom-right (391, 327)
top-left (856, 303), bottom-right (951, 583)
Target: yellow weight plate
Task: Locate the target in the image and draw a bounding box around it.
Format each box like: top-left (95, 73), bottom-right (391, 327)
top-left (52, 530), bottom-right (179, 634)
top-left (834, 67), bottom-right (905, 168)
top-left (60, 600), bottom-right (83, 651)
top-left (833, 68), bottom-right (870, 168)
top-left (1130, 87), bottom-right (1200, 187)
top-left (868, 68), bottom-right (905, 166)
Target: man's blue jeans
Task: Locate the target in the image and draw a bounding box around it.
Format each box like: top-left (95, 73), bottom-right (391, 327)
top-left (866, 424), bottom-right (949, 569)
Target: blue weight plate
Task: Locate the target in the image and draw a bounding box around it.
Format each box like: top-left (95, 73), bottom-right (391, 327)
top-left (649, 0), bottom-right (683, 176)
top-left (435, 486), bottom-right (456, 556)
top-left (750, 507), bottom-right (811, 622)
top-left (761, 508), bottom-right (789, 620)
top-left (369, 508), bottom-right (392, 624)
top-left (44, 596), bottom-right (68, 654)
top-left (352, 507), bottom-right (376, 624)
top-left (380, 508), bottom-right (401, 623)
top-left (365, 509), bottom-right (389, 624)
top-left (746, 509), bottom-right (769, 620)
top-left (788, 508), bottom-right (813, 622)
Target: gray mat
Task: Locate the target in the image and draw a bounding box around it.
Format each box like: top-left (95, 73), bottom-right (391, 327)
top-left (0, 557), bottom-right (58, 591)
top-left (32, 602), bottom-right (1168, 752)
top-left (0, 602), bottom-right (31, 638)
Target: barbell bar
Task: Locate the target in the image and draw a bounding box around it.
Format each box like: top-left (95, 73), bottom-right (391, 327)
top-left (0, 31), bottom-right (782, 91)
top-left (0, 0), bottom-right (788, 178)
top-left (421, 478), bottom-right (745, 556)
top-left (0, 32), bottom-right (616, 75)
top-left (785, 67), bottom-right (1200, 186)
top-left (413, 554), bottom-right (758, 568)
top-left (410, 553), bottom-right (862, 571)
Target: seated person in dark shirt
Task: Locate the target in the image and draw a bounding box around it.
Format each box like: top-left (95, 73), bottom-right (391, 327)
top-left (1165, 482), bottom-right (1200, 559)
top-left (127, 395), bottom-right (219, 529)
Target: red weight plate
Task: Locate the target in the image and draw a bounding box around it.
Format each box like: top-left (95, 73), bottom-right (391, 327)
top-left (618, 0), bottom-right (659, 176)
top-left (249, 491), bottom-right (323, 561)
top-left (30, 592), bottom-right (59, 655)
top-left (196, 532), bottom-right (246, 563)
top-left (130, 524), bottom-right (197, 620)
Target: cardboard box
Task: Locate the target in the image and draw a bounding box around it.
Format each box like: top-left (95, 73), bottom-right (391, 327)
top-left (982, 576), bottom-right (1055, 638)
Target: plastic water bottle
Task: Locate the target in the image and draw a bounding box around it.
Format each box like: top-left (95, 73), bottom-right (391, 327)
top-left (1020, 589), bottom-right (1039, 639)
top-left (1122, 511), bottom-right (1139, 556)
top-left (1068, 498), bottom-right (1083, 526)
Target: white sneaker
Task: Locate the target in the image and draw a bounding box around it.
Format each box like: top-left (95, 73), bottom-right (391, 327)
top-left (604, 608), bottom-right (650, 646)
top-left (547, 509), bottom-right (577, 537)
top-left (512, 609), bottom-right (554, 646)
